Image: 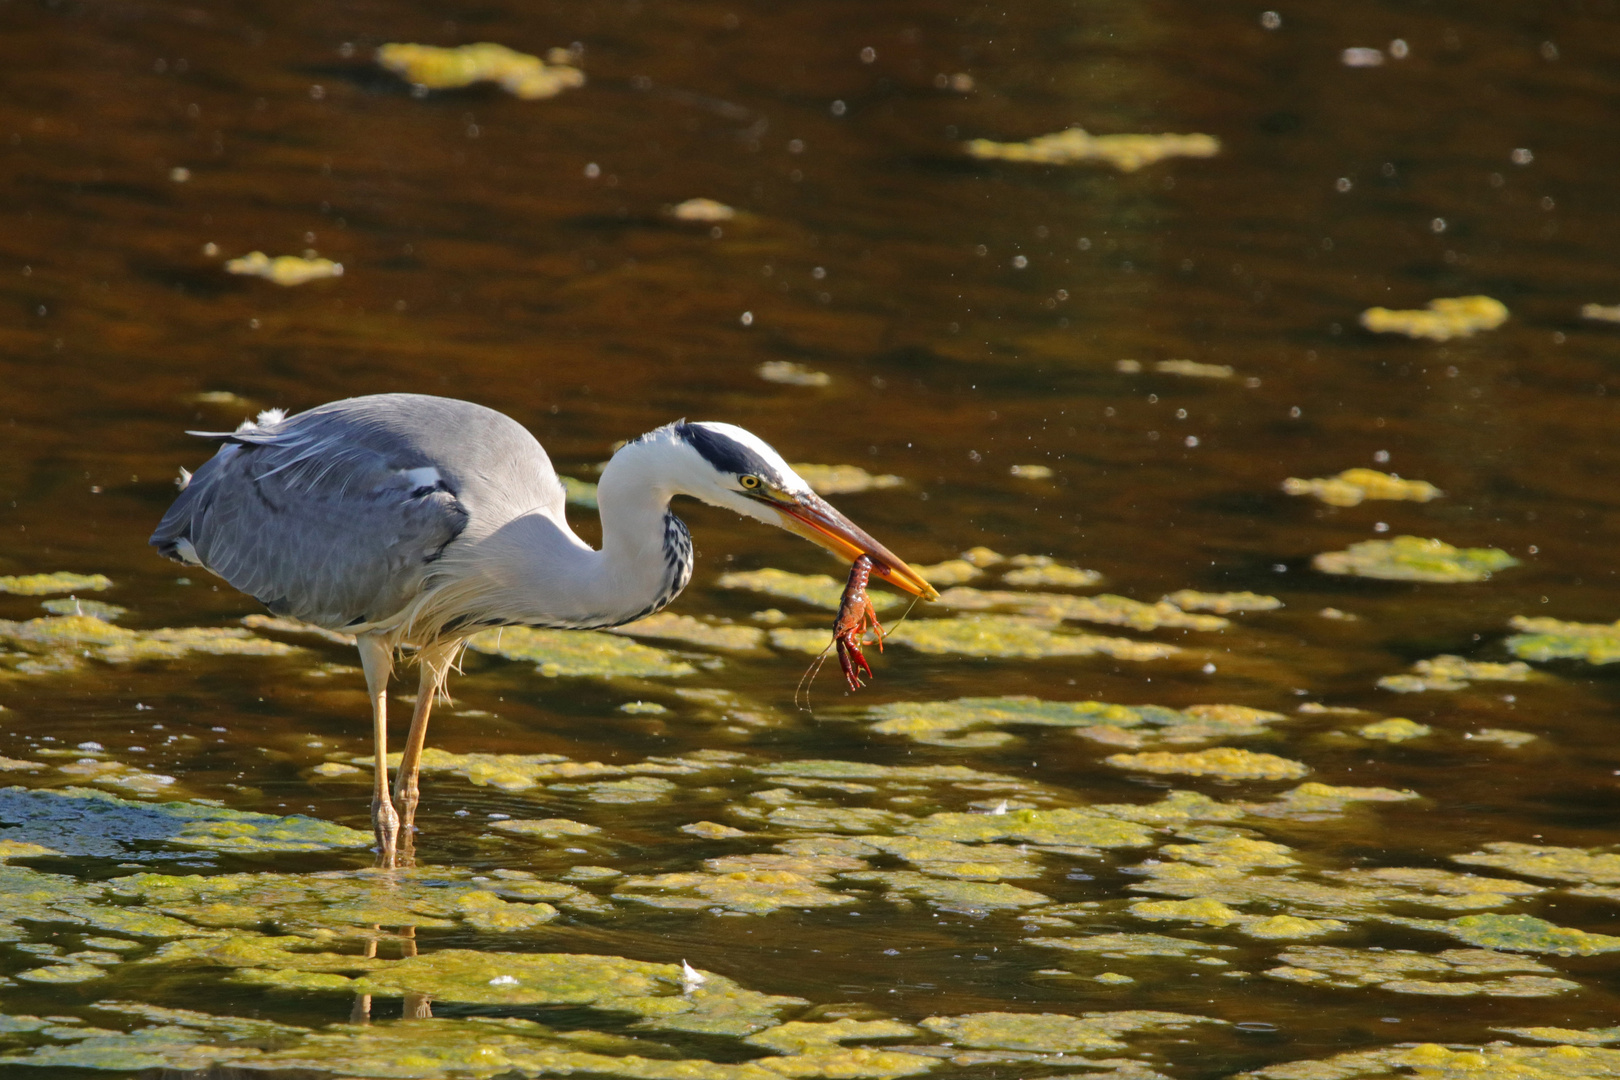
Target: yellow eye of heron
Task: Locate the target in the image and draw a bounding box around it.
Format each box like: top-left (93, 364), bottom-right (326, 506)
top-left (740, 475), bottom-right (761, 489)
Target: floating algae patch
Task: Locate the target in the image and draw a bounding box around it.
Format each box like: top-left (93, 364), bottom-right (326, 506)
top-left (1360, 295), bottom-right (1509, 340)
top-left (999, 564), bottom-right (1103, 589)
top-left (856, 835), bottom-right (1044, 880)
top-left (965, 128), bottom-right (1220, 171)
top-left (1129, 897), bottom-right (1243, 927)
top-left (1106, 748), bottom-right (1308, 780)
top-left (1377, 654), bottom-right (1533, 693)
top-left (789, 464), bottom-right (904, 496)
top-left (491, 817), bottom-right (602, 839)
top-left (0, 786), bottom-right (369, 857)
top-left (245, 1018), bottom-right (820, 1080)
top-left (1421, 913), bottom-right (1620, 955)
top-left (1356, 718), bottom-right (1433, 742)
top-left (1281, 468), bottom-right (1443, 508)
top-left (1494, 1026), bottom-right (1620, 1046)
top-left (1264, 945), bottom-right (1578, 997)
top-left (560, 475), bottom-right (599, 508)
top-left (884, 616), bottom-right (1176, 661)
top-left (0, 614), bottom-right (303, 674)
top-left (1162, 590), bottom-right (1282, 614)
top-left (1584, 303), bottom-right (1620, 324)
top-left (919, 1010), bottom-right (1222, 1053)
top-left (841, 870), bottom-right (1049, 911)
top-left (225, 251), bottom-right (343, 286)
top-left (910, 559), bottom-right (982, 587)
top-left (1324, 866), bottom-right (1544, 908)
top-left (865, 696), bottom-right (1288, 750)
top-left (936, 588), bottom-right (1227, 631)
top-left (0, 571), bottom-right (112, 595)
top-left (1248, 783), bottom-right (1419, 819)
top-left (746, 1018), bottom-right (919, 1053)
top-left (759, 362), bottom-right (832, 387)
top-left (752, 759), bottom-right (1011, 785)
top-left (899, 806), bottom-right (1157, 850)
top-left (1312, 536), bottom-right (1518, 583)
top-left (551, 776), bottom-right (678, 804)
top-left (350, 952), bottom-right (805, 1036)
top-left (1243, 1042), bottom-right (1620, 1080)
top-left (111, 867), bottom-right (602, 935)
top-left (0, 1001), bottom-right (311, 1073)
top-left (719, 569), bottom-right (904, 612)
top-left (350, 747), bottom-right (695, 792)
top-left (1027, 933), bottom-right (1236, 959)
top-left (1467, 727), bottom-right (1537, 748)
top-left (766, 805), bottom-right (908, 834)
top-left (1506, 615), bottom-right (1620, 665)
top-left (615, 866), bottom-right (856, 914)
top-left (469, 626), bottom-right (697, 678)
top-left (672, 197), bottom-right (738, 223)
top-left (1453, 842), bottom-right (1620, 885)
top-left (1158, 836), bottom-right (1298, 869)
top-left (377, 42), bottom-right (585, 99)
top-left (610, 613), bottom-right (765, 652)
top-left (39, 597), bottom-right (125, 620)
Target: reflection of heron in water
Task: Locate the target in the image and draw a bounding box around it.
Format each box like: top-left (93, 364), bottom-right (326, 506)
top-left (152, 394), bottom-right (937, 866)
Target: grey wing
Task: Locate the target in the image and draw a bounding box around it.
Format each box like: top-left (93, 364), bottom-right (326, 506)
top-left (150, 418), bottom-right (470, 630)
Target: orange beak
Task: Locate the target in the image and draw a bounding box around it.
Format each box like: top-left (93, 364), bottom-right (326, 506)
top-left (760, 491), bottom-right (939, 601)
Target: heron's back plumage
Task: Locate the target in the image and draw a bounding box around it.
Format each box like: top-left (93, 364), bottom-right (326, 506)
top-left (150, 394), bottom-right (565, 633)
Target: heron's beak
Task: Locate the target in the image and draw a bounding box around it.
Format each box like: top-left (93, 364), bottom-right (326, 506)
top-left (760, 492), bottom-right (939, 601)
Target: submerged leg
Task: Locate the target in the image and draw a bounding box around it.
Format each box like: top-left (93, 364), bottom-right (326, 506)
top-left (393, 640), bottom-right (459, 865)
top-left (359, 634), bottom-right (399, 869)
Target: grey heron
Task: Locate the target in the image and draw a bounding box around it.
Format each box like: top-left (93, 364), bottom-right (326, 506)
top-left (151, 393), bottom-right (938, 867)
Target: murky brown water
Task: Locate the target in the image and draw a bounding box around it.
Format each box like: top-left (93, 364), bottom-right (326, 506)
top-left (4, 0), bottom-right (1620, 1076)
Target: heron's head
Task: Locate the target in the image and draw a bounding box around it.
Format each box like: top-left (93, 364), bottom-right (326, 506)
top-left (662, 420), bottom-right (938, 601)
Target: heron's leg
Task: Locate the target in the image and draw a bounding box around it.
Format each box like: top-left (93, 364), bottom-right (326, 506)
top-left (359, 635), bottom-right (399, 869)
top-left (393, 641), bottom-right (457, 848)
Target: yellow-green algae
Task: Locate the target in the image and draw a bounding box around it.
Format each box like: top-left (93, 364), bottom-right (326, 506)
top-left (377, 42), bottom-right (585, 99)
top-left (491, 817), bottom-right (602, 839)
top-left (936, 587), bottom-right (1227, 631)
top-left (1008, 463), bottom-right (1054, 479)
top-left (789, 464), bottom-right (904, 495)
top-left (1507, 614), bottom-right (1620, 664)
top-left (1106, 748), bottom-right (1309, 780)
top-left (1495, 1027), bottom-right (1620, 1046)
top-left (0, 614), bottom-right (302, 674)
top-left (883, 616), bottom-right (1177, 661)
top-left (758, 360), bottom-right (829, 386)
top-left (468, 626), bottom-right (697, 677)
top-left (965, 128), bottom-right (1220, 171)
top-left (0, 785), bottom-right (370, 854)
top-left (909, 559), bottom-right (982, 587)
top-left (1356, 717), bottom-right (1433, 742)
top-left (1454, 842), bottom-right (1620, 885)
top-left (866, 696), bottom-right (1289, 750)
top-left (1417, 913), bottom-right (1620, 955)
top-left (352, 747), bottom-right (703, 792)
top-left (1312, 535), bottom-right (1519, 582)
top-left (1265, 945), bottom-right (1578, 996)
top-left (1149, 358), bottom-right (1232, 378)
top-left (225, 251), bottom-right (343, 285)
top-left (999, 564), bottom-right (1103, 589)
top-left (899, 806), bottom-right (1156, 850)
top-left (1247, 782), bottom-right (1418, 819)
top-left (1468, 727), bottom-right (1538, 747)
top-left (1162, 590), bottom-right (1283, 613)
top-left (560, 475), bottom-right (599, 508)
top-left (918, 1011), bottom-right (1221, 1053)
top-left (1244, 1041), bottom-right (1620, 1080)
top-left (0, 571), bottom-right (112, 595)
top-left (1281, 468), bottom-right (1443, 507)
top-left (38, 597), bottom-right (125, 619)
top-left (1026, 932), bottom-right (1235, 959)
top-left (719, 569), bottom-right (903, 612)
top-left (1360, 295), bottom-right (1510, 340)
top-left (615, 866), bottom-right (856, 914)
top-left (1378, 653), bottom-right (1533, 692)
top-left (610, 613), bottom-right (766, 652)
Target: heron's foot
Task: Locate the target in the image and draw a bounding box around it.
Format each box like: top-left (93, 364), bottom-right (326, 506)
top-left (371, 792), bottom-right (401, 869)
